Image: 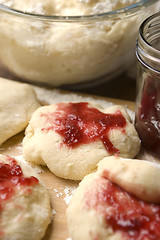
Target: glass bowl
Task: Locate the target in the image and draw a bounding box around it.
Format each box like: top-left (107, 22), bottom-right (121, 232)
top-left (0, 0), bottom-right (159, 89)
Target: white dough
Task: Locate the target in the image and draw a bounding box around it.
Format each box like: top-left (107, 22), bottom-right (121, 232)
top-left (98, 156), bottom-right (160, 204)
top-left (0, 154), bottom-right (51, 240)
top-left (0, 0), bottom-right (159, 86)
top-left (0, 78), bottom-right (40, 145)
top-left (22, 102), bottom-right (140, 180)
top-left (67, 156), bottom-right (160, 240)
top-left (67, 173), bottom-right (123, 240)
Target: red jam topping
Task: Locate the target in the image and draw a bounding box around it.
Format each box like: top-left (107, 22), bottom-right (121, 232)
top-left (84, 176), bottom-right (160, 240)
top-left (41, 102), bottom-right (127, 154)
top-left (0, 156), bottom-right (39, 209)
top-left (0, 231), bottom-right (4, 236)
top-left (135, 76), bottom-right (160, 156)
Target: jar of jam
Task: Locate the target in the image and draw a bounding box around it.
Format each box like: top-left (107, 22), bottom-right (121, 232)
top-left (135, 12), bottom-right (160, 157)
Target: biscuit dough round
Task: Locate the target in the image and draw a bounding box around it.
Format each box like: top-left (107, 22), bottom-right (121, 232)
top-left (22, 102), bottom-right (140, 180)
top-left (0, 154), bottom-right (51, 240)
top-left (0, 78), bottom-right (40, 145)
top-left (67, 156), bottom-right (160, 240)
top-left (98, 156), bottom-right (160, 204)
top-left (67, 173), bottom-right (123, 240)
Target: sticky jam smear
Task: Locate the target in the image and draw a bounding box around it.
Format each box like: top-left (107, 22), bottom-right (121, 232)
top-left (41, 102), bottom-right (127, 154)
top-left (0, 156), bottom-right (39, 210)
top-left (84, 176), bottom-right (160, 240)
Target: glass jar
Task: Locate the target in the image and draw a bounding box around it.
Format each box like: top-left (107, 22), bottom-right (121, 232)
top-left (135, 12), bottom-right (160, 156)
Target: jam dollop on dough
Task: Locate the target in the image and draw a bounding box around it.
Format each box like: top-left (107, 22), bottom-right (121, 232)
top-left (0, 154), bottom-right (51, 240)
top-left (85, 178), bottom-right (160, 240)
top-left (67, 156), bottom-right (160, 240)
top-left (23, 102), bottom-right (140, 180)
top-left (0, 156), bottom-right (39, 210)
top-left (41, 102), bottom-right (127, 154)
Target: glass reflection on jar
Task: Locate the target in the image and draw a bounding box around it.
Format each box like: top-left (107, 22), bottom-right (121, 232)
top-left (135, 12), bottom-right (160, 157)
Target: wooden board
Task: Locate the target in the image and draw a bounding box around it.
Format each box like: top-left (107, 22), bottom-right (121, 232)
top-left (0, 95), bottom-right (135, 240)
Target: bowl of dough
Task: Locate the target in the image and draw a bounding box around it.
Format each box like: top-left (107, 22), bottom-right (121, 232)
top-left (0, 0), bottom-right (159, 89)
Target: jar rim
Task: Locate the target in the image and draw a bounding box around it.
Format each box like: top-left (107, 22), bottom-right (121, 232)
top-left (139, 12), bottom-right (160, 54)
top-left (136, 46), bottom-right (160, 75)
top-left (136, 11), bottom-right (160, 74)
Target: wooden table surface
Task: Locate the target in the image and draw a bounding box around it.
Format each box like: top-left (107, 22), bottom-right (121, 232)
top-left (0, 62), bottom-right (138, 240)
top-left (78, 73), bottom-right (137, 102)
top-left (0, 64), bottom-right (136, 102)
top-left (1, 62), bottom-right (160, 240)
top-left (0, 96), bottom-right (135, 240)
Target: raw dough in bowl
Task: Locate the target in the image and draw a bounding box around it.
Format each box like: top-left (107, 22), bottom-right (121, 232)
top-left (0, 0), bottom-right (159, 86)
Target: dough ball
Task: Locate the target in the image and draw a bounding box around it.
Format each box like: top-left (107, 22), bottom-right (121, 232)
top-left (67, 156), bottom-right (160, 240)
top-left (0, 78), bottom-right (40, 145)
top-left (0, 154), bottom-right (51, 240)
top-left (22, 102), bottom-right (140, 180)
top-left (98, 155), bottom-right (160, 204)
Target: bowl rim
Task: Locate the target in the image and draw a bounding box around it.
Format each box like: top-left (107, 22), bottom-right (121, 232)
top-left (0, 0), bottom-right (156, 22)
